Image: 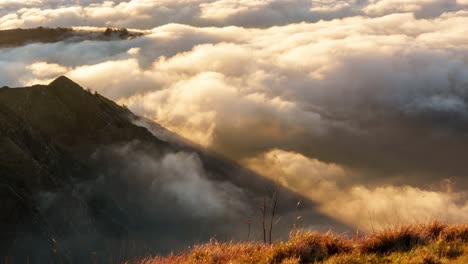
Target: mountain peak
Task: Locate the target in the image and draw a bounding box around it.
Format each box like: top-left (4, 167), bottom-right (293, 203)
top-left (48, 75), bottom-right (82, 90)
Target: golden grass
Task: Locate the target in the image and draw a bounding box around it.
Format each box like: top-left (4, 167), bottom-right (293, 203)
top-left (132, 223), bottom-right (468, 264)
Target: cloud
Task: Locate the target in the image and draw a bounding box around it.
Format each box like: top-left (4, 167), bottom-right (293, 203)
top-left (107, 142), bottom-right (248, 219)
top-left (199, 0), bottom-right (273, 20)
top-left (244, 149), bottom-right (468, 231)
top-left (3, 13), bottom-right (468, 169)
top-left (30, 140), bottom-right (255, 258)
top-left (1, 3), bottom-right (468, 231)
top-left (363, 0), bottom-right (461, 17)
top-left (28, 61), bottom-right (68, 78)
top-left (1, 0), bottom-right (467, 29)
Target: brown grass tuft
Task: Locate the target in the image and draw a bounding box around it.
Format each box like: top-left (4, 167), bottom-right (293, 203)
top-left (440, 224), bottom-right (468, 242)
top-left (271, 231), bottom-right (351, 263)
top-left (357, 226), bottom-right (426, 254)
top-left (132, 223), bottom-right (468, 264)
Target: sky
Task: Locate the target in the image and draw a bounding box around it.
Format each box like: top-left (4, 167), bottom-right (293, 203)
top-left (1, 0), bottom-right (468, 232)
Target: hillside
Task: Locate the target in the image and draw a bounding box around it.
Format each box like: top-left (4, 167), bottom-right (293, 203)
top-left (136, 222), bottom-right (468, 264)
top-left (0, 77), bottom-right (345, 263)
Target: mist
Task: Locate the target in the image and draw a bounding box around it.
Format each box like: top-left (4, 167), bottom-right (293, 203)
top-left (1, 0), bottom-right (468, 237)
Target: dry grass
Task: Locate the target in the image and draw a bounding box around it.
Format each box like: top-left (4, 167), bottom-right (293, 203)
top-left (270, 231), bottom-right (351, 263)
top-left (135, 242), bottom-right (273, 264)
top-left (132, 223), bottom-right (468, 264)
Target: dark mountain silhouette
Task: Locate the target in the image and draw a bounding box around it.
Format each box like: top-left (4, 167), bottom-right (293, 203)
top-left (0, 27), bottom-right (143, 48)
top-left (0, 77), bottom-right (346, 263)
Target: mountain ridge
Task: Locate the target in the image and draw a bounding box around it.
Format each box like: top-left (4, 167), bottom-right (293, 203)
top-left (0, 27), bottom-right (144, 48)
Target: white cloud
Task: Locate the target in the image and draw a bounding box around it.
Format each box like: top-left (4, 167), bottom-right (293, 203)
top-left (108, 142), bottom-right (248, 218)
top-left (200, 0), bottom-right (273, 20)
top-left (28, 62), bottom-right (68, 78)
top-left (363, 0), bottom-right (459, 17)
top-left (2, 3), bottom-right (468, 231)
top-left (244, 149), bottom-right (468, 231)
top-left (1, 0), bottom-right (466, 29)
top-left (2, 12), bottom-right (468, 162)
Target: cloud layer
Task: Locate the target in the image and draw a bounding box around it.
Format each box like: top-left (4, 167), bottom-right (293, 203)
top-left (245, 149), bottom-right (468, 231)
top-left (1, 1), bottom-right (468, 231)
top-left (2, 0), bottom-right (468, 29)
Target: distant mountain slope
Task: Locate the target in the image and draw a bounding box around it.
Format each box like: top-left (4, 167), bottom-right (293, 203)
top-left (0, 77), bottom-right (345, 263)
top-left (0, 27), bottom-right (143, 48)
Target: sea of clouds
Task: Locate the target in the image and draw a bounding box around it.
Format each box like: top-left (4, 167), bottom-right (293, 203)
top-left (1, 0), bottom-right (468, 231)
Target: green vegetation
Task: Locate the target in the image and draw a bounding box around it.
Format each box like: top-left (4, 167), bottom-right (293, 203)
top-left (133, 222), bottom-right (468, 264)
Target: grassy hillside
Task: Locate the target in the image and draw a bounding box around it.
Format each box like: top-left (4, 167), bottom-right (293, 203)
top-left (134, 222), bottom-right (468, 264)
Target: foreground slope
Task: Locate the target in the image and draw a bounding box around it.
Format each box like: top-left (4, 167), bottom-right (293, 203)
top-left (137, 222), bottom-right (468, 264)
top-left (0, 77), bottom-right (345, 262)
